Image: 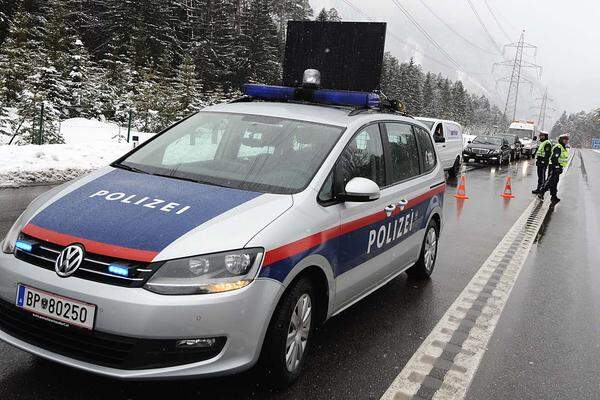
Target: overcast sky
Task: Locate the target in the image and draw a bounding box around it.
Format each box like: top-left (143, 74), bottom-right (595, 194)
top-left (309, 0), bottom-right (600, 125)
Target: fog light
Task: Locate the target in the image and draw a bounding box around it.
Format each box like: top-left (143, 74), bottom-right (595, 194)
top-left (176, 338), bottom-right (217, 349)
top-left (15, 240), bottom-right (33, 252)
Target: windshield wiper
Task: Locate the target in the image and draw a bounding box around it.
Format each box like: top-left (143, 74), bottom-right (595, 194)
top-left (113, 162), bottom-right (149, 174)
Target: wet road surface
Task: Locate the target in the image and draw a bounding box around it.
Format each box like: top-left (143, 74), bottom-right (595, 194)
top-left (0, 155), bottom-right (590, 400)
top-left (466, 149), bottom-right (600, 400)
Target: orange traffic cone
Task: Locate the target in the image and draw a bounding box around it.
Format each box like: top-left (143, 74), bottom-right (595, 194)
top-left (501, 176), bottom-right (515, 199)
top-left (454, 175), bottom-right (469, 200)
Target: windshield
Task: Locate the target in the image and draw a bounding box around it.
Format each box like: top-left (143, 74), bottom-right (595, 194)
top-left (509, 128), bottom-right (534, 140)
top-left (118, 112), bottom-right (344, 194)
top-left (417, 120), bottom-right (435, 130)
top-left (472, 136), bottom-right (503, 146)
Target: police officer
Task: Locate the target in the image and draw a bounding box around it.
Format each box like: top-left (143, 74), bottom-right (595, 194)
top-left (538, 133), bottom-right (570, 203)
top-left (532, 131), bottom-right (552, 194)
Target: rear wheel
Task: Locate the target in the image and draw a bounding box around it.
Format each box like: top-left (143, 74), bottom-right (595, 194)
top-left (261, 277), bottom-right (315, 386)
top-left (407, 219), bottom-right (439, 279)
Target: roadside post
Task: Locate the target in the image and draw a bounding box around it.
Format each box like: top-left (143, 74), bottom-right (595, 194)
top-left (127, 110), bottom-right (133, 143)
top-left (37, 102), bottom-right (44, 145)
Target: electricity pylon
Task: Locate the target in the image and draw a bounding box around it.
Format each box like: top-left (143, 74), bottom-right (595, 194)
top-left (493, 30), bottom-right (542, 121)
top-left (530, 88), bottom-right (556, 131)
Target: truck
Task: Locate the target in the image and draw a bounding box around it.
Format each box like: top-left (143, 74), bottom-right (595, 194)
top-left (508, 120), bottom-right (538, 159)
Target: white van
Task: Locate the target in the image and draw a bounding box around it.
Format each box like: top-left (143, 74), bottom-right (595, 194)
top-left (415, 118), bottom-right (463, 177)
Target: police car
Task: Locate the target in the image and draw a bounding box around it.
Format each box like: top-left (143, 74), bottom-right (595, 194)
top-left (0, 70), bottom-right (445, 384)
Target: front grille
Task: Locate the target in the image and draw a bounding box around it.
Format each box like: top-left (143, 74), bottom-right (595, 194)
top-left (0, 299), bottom-right (226, 369)
top-left (472, 148), bottom-right (490, 155)
top-left (14, 234), bottom-right (158, 288)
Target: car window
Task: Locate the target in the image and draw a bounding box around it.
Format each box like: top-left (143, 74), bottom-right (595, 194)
top-left (415, 126), bottom-right (436, 173)
top-left (384, 123), bottom-right (420, 183)
top-left (121, 112), bottom-right (344, 194)
top-left (433, 123), bottom-right (444, 141)
top-left (335, 124), bottom-right (385, 193)
top-left (445, 123), bottom-right (461, 141)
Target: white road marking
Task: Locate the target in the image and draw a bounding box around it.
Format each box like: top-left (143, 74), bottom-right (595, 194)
top-left (381, 154), bottom-right (574, 400)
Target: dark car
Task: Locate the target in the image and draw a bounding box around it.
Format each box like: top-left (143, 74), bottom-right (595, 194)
top-left (496, 133), bottom-right (522, 161)
top-left (463, 135), bottom-right (512, 165)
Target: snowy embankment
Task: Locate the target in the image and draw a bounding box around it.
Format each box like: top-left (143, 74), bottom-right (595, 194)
top-left (0, 118), bottom-right (151, 188)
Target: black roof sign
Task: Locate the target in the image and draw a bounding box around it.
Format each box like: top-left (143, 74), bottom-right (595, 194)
top-left (283, 21), bottom-right (387, 92)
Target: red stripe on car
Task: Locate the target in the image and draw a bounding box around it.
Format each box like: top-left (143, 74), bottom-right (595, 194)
top-left (262, 185), bottom-right (445, 267)
top-left (21, 224), bottom-right (158, 262)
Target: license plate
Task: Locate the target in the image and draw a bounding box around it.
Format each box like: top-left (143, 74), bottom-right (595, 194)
top-left (15, 284), bottom-right (96, 330)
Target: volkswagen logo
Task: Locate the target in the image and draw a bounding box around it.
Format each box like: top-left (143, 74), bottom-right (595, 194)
top-left (55, 244), bottom-right (85, 277)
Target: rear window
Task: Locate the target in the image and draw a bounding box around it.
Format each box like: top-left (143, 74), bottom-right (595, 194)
top-left (119, 112), bottom-right (345, 194)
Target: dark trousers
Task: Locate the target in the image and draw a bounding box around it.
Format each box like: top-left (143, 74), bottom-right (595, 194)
top-left (536, 164), bottom-right (548, 190)
top-left (541, 168), bottom-right (561, 197)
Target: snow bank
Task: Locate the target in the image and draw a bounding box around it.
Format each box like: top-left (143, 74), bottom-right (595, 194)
top-left (0, 143), bottom-right (131, 187)
top-left (60, 118), bottom-right (152, 144)
top-left (0, 118), bottom-right (153, 187)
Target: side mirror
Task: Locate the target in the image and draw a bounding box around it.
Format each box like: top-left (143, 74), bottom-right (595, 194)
top-left (434, 136), bottom-right (446, 143)
top-left (341, 177), bottom-right (380, 202)
top-left (467, 140), bottom-right (472, 144)
top-left (533, 136), bottom-right (537, 141)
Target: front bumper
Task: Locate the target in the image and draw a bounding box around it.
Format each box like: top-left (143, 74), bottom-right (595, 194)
top-left (0, 251), bottom-right (284, 379)
top-left (462, 152), bottom-right (500, 163)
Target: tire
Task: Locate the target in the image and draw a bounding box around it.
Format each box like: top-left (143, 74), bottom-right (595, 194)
top-left (447, 156), bottom-right (461, 178)
top-left (407, 219), bottom-right (439, 280)
top-left (261, 277), bottom-right (316, 386)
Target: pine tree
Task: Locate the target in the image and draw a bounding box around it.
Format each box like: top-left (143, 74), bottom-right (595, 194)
top-left (0, 5), bottom-right (46, 104)
top-left (317, 8), bottom-right (329, 21)
top-left (66, 37), bottom-right (98, 118)
top-left (421, 72), bottom-right (436, 116)
top-left (173, 52), bottom-right (203, 116)
top-left (450, 80), bottom-right (467, 124)
top-left (327, 8), bottom-right (342, 22)
top-left (197, 0), bottom-right (245, 89)
top-left (243, 0), bottom-right (281, 85)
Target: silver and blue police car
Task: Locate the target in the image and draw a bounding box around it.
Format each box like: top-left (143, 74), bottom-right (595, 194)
top-left (0, 71), bottom-right (445, 384)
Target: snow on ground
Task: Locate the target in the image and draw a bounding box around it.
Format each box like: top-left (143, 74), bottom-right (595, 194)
top-left (0, 118), bottom-right (153, 187)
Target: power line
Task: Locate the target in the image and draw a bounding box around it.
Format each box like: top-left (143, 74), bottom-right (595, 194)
top-left (482, 0), bottom-right (513, 42)
top-left (465, 0), bottom-right (503, 54)
top-left (338, 0), bottom-right (457, 70)
top-left (389, 0), bottom-right (466, 73)
top-left (416, 0), bottom-right (496, 55)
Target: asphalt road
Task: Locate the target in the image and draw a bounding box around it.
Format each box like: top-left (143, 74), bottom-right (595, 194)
top-left (0, 155), bottom-right (587, 400)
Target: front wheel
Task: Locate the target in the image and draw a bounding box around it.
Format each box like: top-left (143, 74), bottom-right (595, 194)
top-left (407, 220), bottom-right (439, 279)
top-left (261, 277), bottom-right (315, 386)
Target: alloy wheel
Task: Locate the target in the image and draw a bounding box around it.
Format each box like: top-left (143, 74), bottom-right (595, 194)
top-left (424, 228), bottom-right (438, 272)
top-left (285, 293), bottom-right (312, 372)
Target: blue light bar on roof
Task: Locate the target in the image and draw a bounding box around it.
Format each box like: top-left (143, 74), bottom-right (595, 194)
top-left (244, 84), bottom-right (296, 101)
top-left (243, 84), bottom-right (380, 108)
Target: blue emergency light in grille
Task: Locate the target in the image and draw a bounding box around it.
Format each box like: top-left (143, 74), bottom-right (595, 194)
top-left (243, 84), bottom-right (381, 109)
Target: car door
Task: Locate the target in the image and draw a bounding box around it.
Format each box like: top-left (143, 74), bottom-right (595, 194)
top-left (328, 123), bottom-right (407, 310)
top-left (443, 122), bottom-right (462, 167)
top-left (432, 122), bottom-right (450, 168)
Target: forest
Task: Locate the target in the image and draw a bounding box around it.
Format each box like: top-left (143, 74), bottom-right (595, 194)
top-left (1, 0), bottom-right (514, 145)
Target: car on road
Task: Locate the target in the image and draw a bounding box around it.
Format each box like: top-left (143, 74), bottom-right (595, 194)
top-left (0, 78), bottom-right (445, 385)
top-left (508, 120), bottom-right (538, 159)
top-left (463, 135), bottom-right (512, 165)
top-left (496, 133), bottom-right (523, 161)
top-left (415, 117), bottom-right (463, 178)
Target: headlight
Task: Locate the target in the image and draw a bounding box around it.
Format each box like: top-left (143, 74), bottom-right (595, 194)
top-left (2, 212), bottom-right (27, 254)
top-left (144, 248), bottom-right (264, 295)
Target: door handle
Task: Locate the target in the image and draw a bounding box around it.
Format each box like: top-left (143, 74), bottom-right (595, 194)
top-left (384, 204), bottom-right (396, 217)
top-left (397, 198), bottom-right (408, 211)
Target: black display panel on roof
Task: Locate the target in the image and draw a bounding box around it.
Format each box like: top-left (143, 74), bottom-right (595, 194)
top-left (283, 21), bottom-right (387, 92)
